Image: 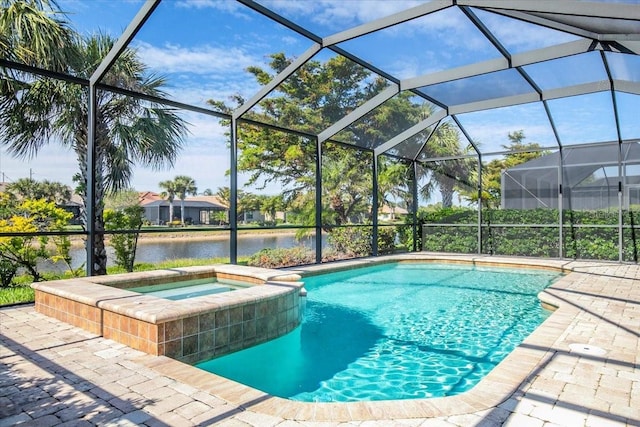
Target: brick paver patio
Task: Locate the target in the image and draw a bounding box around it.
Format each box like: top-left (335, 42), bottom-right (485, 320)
top-left (1, 255), bottom-right (639, 426)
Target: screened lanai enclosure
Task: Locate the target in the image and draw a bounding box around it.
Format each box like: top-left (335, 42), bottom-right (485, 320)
top-left (1, 0), bottom-right (639, 276)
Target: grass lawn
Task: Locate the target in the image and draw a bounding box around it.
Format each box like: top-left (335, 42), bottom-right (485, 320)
top-left (0, 285), bottom-right (35, 306)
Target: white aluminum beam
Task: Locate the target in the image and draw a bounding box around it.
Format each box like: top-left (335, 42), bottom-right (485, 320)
top-left (618, 41), bottom-right (640, 54)
top-left (457, 0), bottom-right (639, 20)
top-left (402, 57), bottom-right (508, 90)
top-left (449, 92), bottom-right (540, 115)
top-left (374, 109), bottom-right (447, 156)
top-left (323, 1), bottom-right (452, 46)
top-left (510, 39), bottom-right (594, 67)
top-left (448, 79), bottom-right (619, 115)
top-left (542, 80), bottom-right (611, 100)
top-left (318, 84), bottom-right (399, 143)
top-left (489, 10), bottom-right (597, 40)
top-left (614, 80), bottom-right (640, 96)
top-left (600, 34), bottom-right (640, 42)
top-left (402, 39), bottom-right (592, 91)
top-left (233, 43), bottom-right (322, 119)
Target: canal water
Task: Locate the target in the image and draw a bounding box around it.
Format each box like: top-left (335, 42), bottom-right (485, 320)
top-left (57, 233), bottom-right (316, 270)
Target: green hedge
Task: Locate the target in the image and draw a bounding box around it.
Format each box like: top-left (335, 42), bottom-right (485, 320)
top-left (421, 208), bottom-right (640, 262)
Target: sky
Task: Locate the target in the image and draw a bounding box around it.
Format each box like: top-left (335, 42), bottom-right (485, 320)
top-left (1, 0), bottom-right (638, 197)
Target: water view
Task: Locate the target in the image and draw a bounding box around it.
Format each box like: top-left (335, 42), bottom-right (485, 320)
top-left (59, 233), bottom-right (315, 270)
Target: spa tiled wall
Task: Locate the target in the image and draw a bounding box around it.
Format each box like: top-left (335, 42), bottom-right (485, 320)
top-left (33, 278), bottom-right (303, 364)
top-left (159, 292), bottom-right (302, 364)
top-left (34, 292), bottom-right (101, 335)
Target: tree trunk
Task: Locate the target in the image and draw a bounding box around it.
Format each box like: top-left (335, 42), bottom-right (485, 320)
top-left (330, 194), bottom-right (346, 225)
top-left (91, 151), bottom-right (108, 276)
top-left (441, 188), bottom-right (454, 208)
top-left (439, 180), bottom-right (455, 208)
top-left (76, 138), bottom-right (108, 276)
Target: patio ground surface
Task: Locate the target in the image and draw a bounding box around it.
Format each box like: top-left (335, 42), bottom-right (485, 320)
top-left (1, 254), bottom-right (639, 426)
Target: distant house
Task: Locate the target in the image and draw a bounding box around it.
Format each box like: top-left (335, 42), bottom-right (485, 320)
top-left (501, 142), bottom-right (640, 210)
top-left (378, 204), bottom-right (408, 221)
top-left (139, 192), bottom-right (228, 225)
top-left (64, 193), bottom-right (84, 225)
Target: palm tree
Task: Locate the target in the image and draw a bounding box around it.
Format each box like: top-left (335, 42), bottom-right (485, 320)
top-left (159, 179), bottom-right (177, 223)
top-left (377, 160), bottom-right (411, 220)
top-left (0, 2), bottom-right (188, 275)
top-left (216, 186), bottom-right (230, 207)
top-left (173, 175), bottom-right (197, 225)
top-left (0, 0), bottom-right (76, 70)
top-left (417, 121), bottom-right (474, 208)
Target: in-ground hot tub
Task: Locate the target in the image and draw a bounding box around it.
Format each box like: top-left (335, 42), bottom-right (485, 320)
top-left (31, 265), bottom-right (305, 364)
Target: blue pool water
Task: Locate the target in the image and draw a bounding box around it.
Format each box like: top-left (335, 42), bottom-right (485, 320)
top-left (129, 278), bottom-right (245, 300)
top-left (196, 263), bottom-right (560, 402)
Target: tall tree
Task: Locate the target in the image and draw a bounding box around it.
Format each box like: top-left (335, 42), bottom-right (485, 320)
top-left (0, 2), bottom-right (188, 275)
top-left (0, 0), bottom-right (76, 70)
top-left (173, 175), bottom-right (197, 225)
top-left (210, 53), bottom-right (426, 227)
top-left (216, 186), bottom-right (261, 223)
top-left (378, 160), bottom-right (411, 218)
top-left (462, 130), bottom-right (547, 208)
top-left (6, 178), bottom-right (72, 204)
top-left (159, 179), bottom-right (177, 223)
top-left (412, 110), bottom-right (474, 208)
top-left (260, 194), bottom-right (285, 225)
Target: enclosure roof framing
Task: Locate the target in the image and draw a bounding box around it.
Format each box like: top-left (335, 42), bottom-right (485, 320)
top-left (2, 0), bottom-right (639, 161)
top-left (218, 0), bottom-right (638, 159)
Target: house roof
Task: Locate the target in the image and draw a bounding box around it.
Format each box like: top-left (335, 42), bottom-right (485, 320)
top-left (138, 191), bottom-right (163, 204)
top-left (187, 195), bottom-right (228, 208)
top-left (505, 142), bottom-right (640, 187)
top-left (380, 205), bottom-right (408, 215)
top-left (141, 199), bottom-right (226, 209)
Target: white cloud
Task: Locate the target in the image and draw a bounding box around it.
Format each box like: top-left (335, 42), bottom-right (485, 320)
top-left (262, 0), bottom-right (424, 29)
top-left (163, 77), bottom-right (261, 109)
top-left (176, 0), bottom-right (246, 16)
top-left (180, 112), bottom-right (229, 146)
top-left (477, 11), bottom-right (577, 52)
top-left (134, 41), bottom-right (259, 75)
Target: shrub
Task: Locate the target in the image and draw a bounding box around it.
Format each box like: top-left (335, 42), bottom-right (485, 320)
top-left (0, 197), bottom-right (73, 283)
top-left (419, 207), bottom-right (639, 261)
top-left (327, 227), bottom-right (372, 257)
top-left (377, 226), bottom-right (398, 254)
top-left (0, 258), bottom-right (18, 288)
top-left (104, 205), bottom-right (145, 272)
top-left (248, 247), bottom-right (315, 268)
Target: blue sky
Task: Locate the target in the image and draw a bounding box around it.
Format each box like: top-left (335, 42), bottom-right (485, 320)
top-left (1, 0), bottom-right (638, 198)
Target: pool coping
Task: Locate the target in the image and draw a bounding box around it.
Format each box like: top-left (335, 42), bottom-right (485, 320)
top-left (135, 253), bottom-right (591, 421)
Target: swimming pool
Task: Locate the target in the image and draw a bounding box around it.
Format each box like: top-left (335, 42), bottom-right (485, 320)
top-left (196, 262), bottom-right (560, 402)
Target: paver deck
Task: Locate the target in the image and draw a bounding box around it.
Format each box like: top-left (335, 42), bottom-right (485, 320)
top-left (1, 254), bottom-right (639, 426)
